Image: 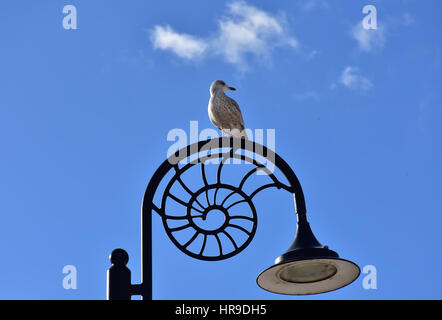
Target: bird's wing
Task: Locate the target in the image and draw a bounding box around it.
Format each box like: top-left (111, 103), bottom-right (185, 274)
top-left (208, 99), bottom-right (222, 130)
top-left (208, 111), bottom-right (221, 130)
top-left (224, 96), bottom-right (245, 130)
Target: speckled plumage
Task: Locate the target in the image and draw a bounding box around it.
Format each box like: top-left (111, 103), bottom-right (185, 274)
top-left (208, 80), bottom-right (248, 139)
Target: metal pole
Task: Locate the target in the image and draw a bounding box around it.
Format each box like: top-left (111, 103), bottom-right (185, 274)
top-left (141, 203), bottom-right (152, 300)
top-left (106, 249), bottom-right (131, 300)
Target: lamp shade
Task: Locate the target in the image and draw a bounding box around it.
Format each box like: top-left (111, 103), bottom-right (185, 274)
top-left (257, 217), bottom-right (360, 295)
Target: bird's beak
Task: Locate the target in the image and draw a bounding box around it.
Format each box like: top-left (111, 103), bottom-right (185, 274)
top-left (228, 86), bottom-right (236, 91)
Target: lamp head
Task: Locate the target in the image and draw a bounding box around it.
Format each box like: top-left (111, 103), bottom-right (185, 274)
top-left (257, 216), bottom-right (360, 295)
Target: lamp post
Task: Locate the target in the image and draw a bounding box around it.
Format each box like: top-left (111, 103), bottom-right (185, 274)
top-left (106, 137), bottom-right (360, 299)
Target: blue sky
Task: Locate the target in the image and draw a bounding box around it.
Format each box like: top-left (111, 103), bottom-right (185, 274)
top-left (0, 0), bottom-right (441, 299)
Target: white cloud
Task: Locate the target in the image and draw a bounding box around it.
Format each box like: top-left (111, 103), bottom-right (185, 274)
top-left (150, 25), bottom-right (207, 60)
top-left (340, 66), bottom-right (373, 91)
top-left (351, 21), bottom-right (386, 52)
top-left (213, 1), bottom-right (297, 68)
top-left (150, 1), bottom-right (298, 70)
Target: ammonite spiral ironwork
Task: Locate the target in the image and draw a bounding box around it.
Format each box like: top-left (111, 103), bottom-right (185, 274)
top-left (142, 137), bottom-right (306, 261)
top-left (108, 137), bottom-right (360, 300)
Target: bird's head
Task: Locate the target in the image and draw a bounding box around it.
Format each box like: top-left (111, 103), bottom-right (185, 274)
top-left (210, 80), bottom-right (236, 95)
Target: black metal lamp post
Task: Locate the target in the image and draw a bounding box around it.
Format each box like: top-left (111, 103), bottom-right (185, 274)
top-left (106, 137), bottom-right (360, 299)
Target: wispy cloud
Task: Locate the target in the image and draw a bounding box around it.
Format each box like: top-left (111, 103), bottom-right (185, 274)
top-left (213, 1), bottom-right (298, 67)
top-left (339, 66), bottom-right (373, 91)
top-left (150, 1), bottom-right (298, 70)
top-left (351, 11), bottom-right (416, 53)
top-left (351, 21), bottom-right (386, 53)
top-left (150, 25), bottom-right (208, 60)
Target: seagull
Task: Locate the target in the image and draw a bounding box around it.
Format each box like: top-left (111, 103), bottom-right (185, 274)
top-left (208, 80), bottom-right (248, 139)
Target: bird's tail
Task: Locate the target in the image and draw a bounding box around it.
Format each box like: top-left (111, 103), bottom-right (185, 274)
top-left (239, 130), bottom-right (248, 140)
top-left (226, 128), bottom-right (248, 140)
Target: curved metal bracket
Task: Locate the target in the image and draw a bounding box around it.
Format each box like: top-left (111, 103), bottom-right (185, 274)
top-left (107, 137), bottom-right (308, 300)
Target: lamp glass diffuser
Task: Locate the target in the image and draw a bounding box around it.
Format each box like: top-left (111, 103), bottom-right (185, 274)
top-left (279, 261), bottom-right (337, 283)
top-left (257, 257), bottom-right (360, 295)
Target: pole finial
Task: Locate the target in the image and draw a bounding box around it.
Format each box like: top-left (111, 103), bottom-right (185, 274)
top-left (109, 248), bottom-right (129, 266)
